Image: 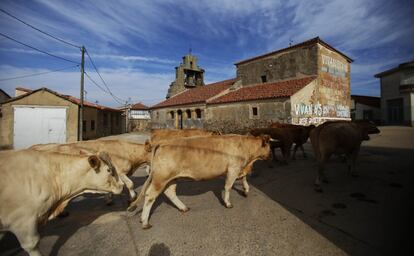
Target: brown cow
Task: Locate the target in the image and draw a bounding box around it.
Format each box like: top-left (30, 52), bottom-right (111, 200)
top-left (127, 134), bottom-right (271, 229)
top-left (0, 149), bottom-right (123, 256)
top-left (249, 128), bottom-right (292, 163)
top-left (310, 121), bottom-right (380, 192)
top-left (150, 128), bottom-right (219, 145)
top-left (269, 122), bottom-right (315, 159)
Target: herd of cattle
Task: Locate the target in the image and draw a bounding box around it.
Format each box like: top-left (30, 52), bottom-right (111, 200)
top-left (0, 121), bottom-right (379, 256)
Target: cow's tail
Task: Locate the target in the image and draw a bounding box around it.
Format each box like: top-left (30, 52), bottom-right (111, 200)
top-left (126, 144), bottom-right (160, 216)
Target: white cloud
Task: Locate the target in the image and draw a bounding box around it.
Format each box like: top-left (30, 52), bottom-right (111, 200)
top-left (0, 65), bottom-right (173, 107)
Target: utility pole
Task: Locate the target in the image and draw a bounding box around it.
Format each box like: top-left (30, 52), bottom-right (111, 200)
top-left (78, 46), bottom-right (85, 141)
top-left (125, 100), bottom-right (129, 133)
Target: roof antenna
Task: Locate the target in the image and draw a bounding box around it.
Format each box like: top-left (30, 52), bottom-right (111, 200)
top-left (289, 38), bottom-right (293, 46)
top-left (189, 43), bottom-right (192, 55)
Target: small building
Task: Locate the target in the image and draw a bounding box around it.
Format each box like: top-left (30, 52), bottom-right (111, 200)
top-left (0, 88), bottom-right (11, 104)
top-left (375, 60), bottom-right (414, 126)
top-left (350, 95), bottom-right (381, 124)
top-left (151, 37), bottom-right (353, 133)
top-left (120, 102), bottom-right (151, 132)
top-left (0, 87), bottom-right (123, 149)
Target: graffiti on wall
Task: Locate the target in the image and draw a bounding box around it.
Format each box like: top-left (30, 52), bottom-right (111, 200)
top-left (293, 102), bottom-right (350, 125)
top-left (294, 102), bottom-right (349, 117)
top-left (321, 55), bottom-right (347, 78)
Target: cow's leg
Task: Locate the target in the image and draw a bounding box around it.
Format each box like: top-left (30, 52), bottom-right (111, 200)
top-left (349, 148), bottom-right (360, 177)
top-left (301, 145), bottom-right (307, 158)
top-left (12, 219), bottom-right (42, 256)
top-left (242, 176), bottom-right (250, 196)
top-left (223, 170), bottom-right (238, 208)
top-left (145, 165), bottom-right (151, 176)
top-left (120, 174), bottom-right (136, 201)
top-left (164, 182), bottom-right (189, 212)
top-left (271, 146), bottom-right (278, 162)
top-left (141, 182), bottom-right (164, 229)
top-left (314, 153), bottom-right (329, 192)
top-left (292, 144), bottom-right (299, 160)
top-left (104, 193), bottom-right (114, 205)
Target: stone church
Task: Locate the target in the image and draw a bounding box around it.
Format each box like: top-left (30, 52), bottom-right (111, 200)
top-left (151, 37), bottom-right (352, 133)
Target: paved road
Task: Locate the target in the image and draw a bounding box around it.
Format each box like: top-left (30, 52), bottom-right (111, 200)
top-left (1, 126), bottom-right (413, 255)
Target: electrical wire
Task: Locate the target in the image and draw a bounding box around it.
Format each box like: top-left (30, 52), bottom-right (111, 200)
top-left (84, 48), bottom-right (127, 104)
top-left (84, 71), bottom-right (125, 105)
top-left (0, 8), bottom-right (81, 49)
top-left (0, 64), bottom-right (79, 81)
top-left (0, 32), bottom-right (79, 64)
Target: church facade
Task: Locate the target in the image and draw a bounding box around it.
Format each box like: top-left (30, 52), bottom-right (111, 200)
top-left (151, 37), bottom-right (352, 133)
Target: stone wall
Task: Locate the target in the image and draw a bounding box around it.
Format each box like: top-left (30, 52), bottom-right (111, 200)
top-left (129, 119), bottom-right (151, 132)
top-left (204, 99), bottom-right (290, 134)
top-left (236, 44), bottom-right (318, 86)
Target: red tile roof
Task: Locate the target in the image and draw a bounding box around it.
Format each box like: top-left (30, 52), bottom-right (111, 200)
top-left (208, 76), bottom-right (316, 105)
top-left (235, 37), bottom-right (353, 66)
top-left (151, 78), bottom-right (236, 109)
top-left (351, 95), bottom-right (380, 108)
top-left (4, 87), bottom-right (120, 112)
top-left (130, 102), bottom-right (148, 110)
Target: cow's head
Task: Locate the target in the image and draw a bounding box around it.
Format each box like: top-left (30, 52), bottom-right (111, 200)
top-left (258, 135), bottom-right (272, 160)
top-left (86, 152), bottom-right (123, 195)
top-left (144, 139), bottom-right (152, 152)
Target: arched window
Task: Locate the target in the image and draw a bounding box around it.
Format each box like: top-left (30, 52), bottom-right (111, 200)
top-left (170, 111), bottom-right (175, 119)
top-left (195, 109), bottom-right (202, 119)
top-left (186, 109), bottom-right (191, 119)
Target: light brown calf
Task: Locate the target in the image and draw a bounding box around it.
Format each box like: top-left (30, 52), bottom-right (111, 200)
top-left (31, 140), bottom-right (152, 203)
top-left (0, 149), bottom-right (123, 256)
top-left (127, 134), bottom-right (271, 229)
top-left (150, 128), bottom-right (218, 145)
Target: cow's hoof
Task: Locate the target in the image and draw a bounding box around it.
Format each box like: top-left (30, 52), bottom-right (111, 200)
top-left (142, 223), bottom-right (152, 230)
top-left (57, 210), bottom-right (69, 218)
top-left (242, 191), bottom-right (249, 197)
top-left (179, 207), bottom-right (190, 213)
top-left (105, 200), bottom-right (114, 206)
top-left (225, 203), bottom-right (233, 208)
top-left (127, 205), bottom-right (137, 212)
top-left (314, 186), bottom-right (323, 193)
top-left (128, 195), bottom-right (137, 203)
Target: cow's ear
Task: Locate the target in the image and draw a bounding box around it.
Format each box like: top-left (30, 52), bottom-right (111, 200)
top-left (88, 155), bottom-right (101, 170)
top-left (261, 135), bottom-right (270, 147)
top-left (144, 140), bottom-right (152, 152)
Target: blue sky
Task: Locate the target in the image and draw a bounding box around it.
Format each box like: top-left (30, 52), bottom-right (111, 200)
top-left (0, 0), bottom-right (413, 107)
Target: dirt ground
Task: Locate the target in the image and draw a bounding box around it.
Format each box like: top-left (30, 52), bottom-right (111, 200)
top-left (1, 126), bottom-right (413, 256)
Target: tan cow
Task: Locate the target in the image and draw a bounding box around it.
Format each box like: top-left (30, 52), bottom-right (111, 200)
top-left (0, 149), bottom-right (123, 256)
top-left (31, 140), bottom-right (152, 203)
top-left (150, 128), bottom-right (219, 145)
top-left (269, 122), bottom-right (315, 159)
top-left (127, 134), bottom-right (271, 229)
top-left (310, 121), bottom-right (380, 192)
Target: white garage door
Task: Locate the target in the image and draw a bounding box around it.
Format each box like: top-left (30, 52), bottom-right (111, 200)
top-left (13, 106), bottom-right (67, 149)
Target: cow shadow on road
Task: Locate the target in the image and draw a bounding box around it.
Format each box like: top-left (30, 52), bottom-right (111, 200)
top-left (247, 144), bottom-right (414, 256)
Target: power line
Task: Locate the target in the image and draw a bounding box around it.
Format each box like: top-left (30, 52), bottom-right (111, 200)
top-left (84, 48), bottom-right (127, 104)
top-left (84, 71), bottom-right (124, 105)
top-left (0, 32), bottom-right (79, 64)
top-left (0, 8), bottom-right (81, 49)
top-left (0, 64), bottom-right (79, 81)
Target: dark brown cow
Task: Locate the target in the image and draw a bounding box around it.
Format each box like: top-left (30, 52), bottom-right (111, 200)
top-left (249, 128), bottom-right (292, 163)
top-left (269, 122), bottom-right (315, 159)
top-left (310, 121), bottom-right (380, 192)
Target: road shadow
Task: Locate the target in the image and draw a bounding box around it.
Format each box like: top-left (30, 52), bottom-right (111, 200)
top-left (0, 176), bottom-right (148, 256)
top-left (248, 143), bottom-right (414, 255)
top-left (148, 242), bottom-right (171, 256)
